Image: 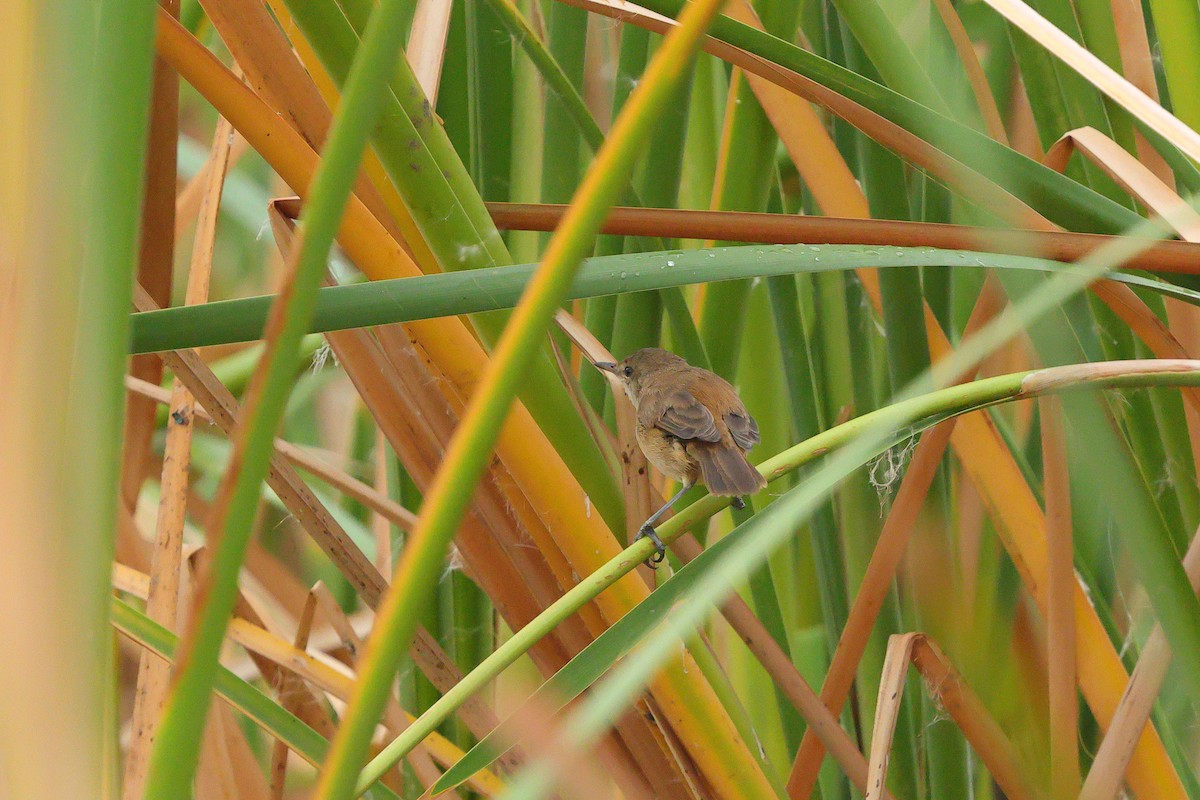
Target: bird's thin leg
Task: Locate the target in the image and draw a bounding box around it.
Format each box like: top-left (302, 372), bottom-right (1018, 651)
top-left (635, 483), bottom-right (691, 566)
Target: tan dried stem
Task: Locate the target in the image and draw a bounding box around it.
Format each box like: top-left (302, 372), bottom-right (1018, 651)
top-left (269, 589), bottom-right (320, 799)
top-left (866, 634), bottom-right (1035, 800)
top-left (121, 0), bottom-right (181, 515)
top-left (123, 375), bottom-right (419, 534)
top-left (554, 310), bottom-right (655, 547)
top-left (1040, 396), bottom-right (1080, 798)
top-left (407, 0), bottom-right (456, 103)
top-left (175, 132), bottom-right (249, 237)
top-left (124, 113), bottom-right (234, 800)
top-left (487, 202), bottom-right (1200, 274)
top-left (373, 429), bottom-right (394, 575)
top-left (1079, 522), bottom-right (1200, 799)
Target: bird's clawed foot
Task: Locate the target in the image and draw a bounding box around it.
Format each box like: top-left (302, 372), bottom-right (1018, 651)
top-left (732, 496), bottom-right (746, 510)
top-left (635, 525), bottom-right (667, 568)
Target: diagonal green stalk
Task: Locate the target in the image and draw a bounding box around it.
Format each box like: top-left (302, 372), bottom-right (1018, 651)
top-left (139, 0), bottom-right (414, 793)
top-left (284, 0), bottom-right (626, 535)
top-left (308, 0), bottom-right (732, 796)
top-left (485, 0), bottom-right (710, 373)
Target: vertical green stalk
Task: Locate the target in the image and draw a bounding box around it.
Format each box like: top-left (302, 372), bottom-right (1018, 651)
top-left (311, 0), bottom-right (730, 795)
top-left (450, 571), bottom-right (491, 748)
top-left (84, 0), bottom-right (157, 714)
top-left (864, 145), bottom-right (929, 386)
top-left (541, 2), bottom-right (587, 207)
top-left (611, 32), bottom-right (696, 385)
top-left (468, 1), bottom-right (515, 201)
top-left (0, 2), bottom-right (154, 797)
top-left (678, 53), bottom-right (725, 213)
top-left (141, 0), bottom-right (415, 793)
top-left (842, 16), bottom-right (927, 385)
top-left (698, 74), bottom-right (776, 380)
top-left (767, 275), bottom-right (846, 626)
top-left (507, 0), bottom-right (545, 264)
top-left (736, 291), bottom-right (804, 760)
top-left (1148, 384), bottom-right (1200, 532)
top-left (389, 461), bottom-right (432, 797)
top-left (606, 34), bottom-right (656, 348)
top-left (1146, 0), bottom-right (1200, 132)
top-left (439, 0), bottom-right (472, 179)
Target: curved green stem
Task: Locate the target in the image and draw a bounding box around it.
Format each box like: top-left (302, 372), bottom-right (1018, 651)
top-left (361, 359), bottom-right (1200, 794)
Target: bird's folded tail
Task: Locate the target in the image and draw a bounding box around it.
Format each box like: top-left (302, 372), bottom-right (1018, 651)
top-left (693, 443), bottom-right (767, 497)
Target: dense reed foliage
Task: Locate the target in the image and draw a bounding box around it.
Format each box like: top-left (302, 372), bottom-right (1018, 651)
top-left (8, 0), bottom-right (1200, 797)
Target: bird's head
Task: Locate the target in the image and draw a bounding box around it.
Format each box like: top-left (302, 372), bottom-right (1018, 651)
top-left (593, 347), bottom-right (687, 406)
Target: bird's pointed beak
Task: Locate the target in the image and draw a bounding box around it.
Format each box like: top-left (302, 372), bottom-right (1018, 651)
top-left (593, 361), bottom-right (619, 374)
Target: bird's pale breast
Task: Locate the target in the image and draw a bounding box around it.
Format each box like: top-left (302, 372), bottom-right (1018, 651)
top-left (635, 420), bottom-right (700, 484)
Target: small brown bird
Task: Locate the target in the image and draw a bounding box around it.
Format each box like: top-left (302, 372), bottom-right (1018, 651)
top-left (595, 348), bottom-right (766, 564)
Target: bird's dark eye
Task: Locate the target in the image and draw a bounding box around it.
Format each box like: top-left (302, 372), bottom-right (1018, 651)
top-left (623, 366), bottom-right (633, 377)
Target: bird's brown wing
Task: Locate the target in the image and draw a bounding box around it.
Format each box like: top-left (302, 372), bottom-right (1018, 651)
top-left (725, 411), bottom-right (760, 450)
top-left (647, 389), bottom-right (721, 443)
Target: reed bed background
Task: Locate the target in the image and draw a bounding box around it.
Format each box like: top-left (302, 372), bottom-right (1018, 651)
top-left (6, 0), bottom-right (1200, 797)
